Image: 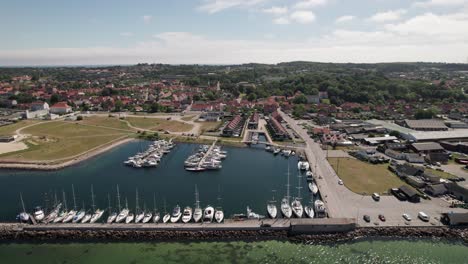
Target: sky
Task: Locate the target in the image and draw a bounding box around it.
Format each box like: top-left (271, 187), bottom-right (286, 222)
top-left (1, 0), bottom-right (468, 65)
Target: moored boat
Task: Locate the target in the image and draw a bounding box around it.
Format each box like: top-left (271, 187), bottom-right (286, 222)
top-left (170, 205), bottom-right (182, 223)
top-left (181, 206), bottom-right (193, 223)
top-left (203, 206), bottom-right (214, 223)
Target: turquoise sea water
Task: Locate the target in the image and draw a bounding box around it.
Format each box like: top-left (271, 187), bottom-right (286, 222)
top-left (0, 239), bottom-right (467, 264)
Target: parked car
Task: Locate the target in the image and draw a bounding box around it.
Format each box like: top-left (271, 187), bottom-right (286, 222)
top-left (338, 179), bottom-right (344, 185)
top-left (372, 193), bottom-right (380, 201)
top-left (378, 214), bottom-right (386, 222)
top-left (402, 213), bottom-right (412, 221)
top-left (418, 212), bottom-right (430, 222)
top-left (363, 215), bottom-right (371, 223)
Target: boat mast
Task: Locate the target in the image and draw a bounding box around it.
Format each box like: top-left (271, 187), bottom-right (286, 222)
top-left (195, 185), bottom-right (200, 209)
top-left (286, 162), bottom-right (291, 203)
top-left (297, 173), bottom-right (302, 201)
top-left (107, 193), bottom-right (112, 214)
top-left (91, 185), bottom-right (96, 212)
top-left (125, 197), bottom-right (129, 210)
top-left (153, 193), bottom-right (157, 213)
top-left (116, 185), bottom-right (122, 211)
top-left (135, 188), bottom-right (139, 213)
top-left (71, 184), bottom-right (77, 211)
top-left (19, 193), bottom-right (26, 213)
top-left (216, 185), bottom-right (222, 209)
top-left (271, 190), bottom-right (276, 203)
top-left (62, 190), bottom-right (68, 211)
top-left (163, 198), bottom-right (167, 214)
top-left (54, 191), bottom-right (58, 207)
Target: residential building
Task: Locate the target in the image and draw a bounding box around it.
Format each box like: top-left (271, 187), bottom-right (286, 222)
top-left (49, 102), bottom-right (72, 114)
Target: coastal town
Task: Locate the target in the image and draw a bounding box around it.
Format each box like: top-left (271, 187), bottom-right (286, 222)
top-left (0, 62), bottom-right (467, 235)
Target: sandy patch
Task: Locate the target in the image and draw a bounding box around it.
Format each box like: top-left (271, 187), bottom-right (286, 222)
top-left (0, 142), bottom-right (28, 155)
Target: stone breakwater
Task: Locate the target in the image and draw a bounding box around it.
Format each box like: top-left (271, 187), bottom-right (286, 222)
top-left (0, 224), bottom-right (467, 244)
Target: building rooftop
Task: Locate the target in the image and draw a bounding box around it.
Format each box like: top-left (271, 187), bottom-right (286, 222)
top-left (404, 119), bottom-right (448, 130)
top-left (411, 142), bottom-right (445, 152)
top-left (366, 119), bottom-right (415, 134)
top-left (408, 130), bottom-right (468, 141)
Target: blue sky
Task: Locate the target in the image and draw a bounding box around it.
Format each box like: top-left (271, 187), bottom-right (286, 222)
top-left (1, 0), bottom-right (468, 65)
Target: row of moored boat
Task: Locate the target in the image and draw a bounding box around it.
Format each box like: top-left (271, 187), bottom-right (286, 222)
top-left (124, 139), bottom-right (175, 168)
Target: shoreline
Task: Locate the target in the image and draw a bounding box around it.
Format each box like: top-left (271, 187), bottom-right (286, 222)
top-left (0, 137), bottom-right (135, 171)
top-left (0, 224), bottom-right (466, 244)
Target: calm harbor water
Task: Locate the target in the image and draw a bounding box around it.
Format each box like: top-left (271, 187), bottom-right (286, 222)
top-left (0, 141), bottom-right (307, 221)
top-left (1, 239), bottom-right (467, 264)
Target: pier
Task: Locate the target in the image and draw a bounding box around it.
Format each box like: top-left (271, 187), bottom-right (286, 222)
top-left (196, 140), bottom-right (218, 167)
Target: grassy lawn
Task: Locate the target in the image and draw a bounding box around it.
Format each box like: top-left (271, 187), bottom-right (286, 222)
top-left (125, 117), bottom-right (193, 132)
top-left (0, 121), bottom-right (131, 161)
top-left (0, 120), bottom-right (42, 135)
top-left (425, 168), bottom-right (457, 179)
top-left (328, 158), bottom-right (408, 195)
top-left (197, 121), bottom-right (222, 133)
top-left (76, 116), bottom-right (132, 131)
top-left (181, 115), bottom-right (196, 122)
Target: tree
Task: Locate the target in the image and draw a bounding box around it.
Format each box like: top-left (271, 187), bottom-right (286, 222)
top-left (247, 93), bottom-right (257, 102)
top-left (292, 104), bottom-right (306, 118)
top-left (50, 94), bottom-right (60, 105)
top-left (293, 94), bottom-right (308, 104)
top-left (414, 108), bottom-right (437, 119)
top-left (149, 102), bottom-right (160, 113)
top-left (114, 100), bottom-right (123, 112)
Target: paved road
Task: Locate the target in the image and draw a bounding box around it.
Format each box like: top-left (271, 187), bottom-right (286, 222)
top-left (278, 109), bottom-right (466, 226)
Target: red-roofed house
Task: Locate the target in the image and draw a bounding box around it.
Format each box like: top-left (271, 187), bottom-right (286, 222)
top-left (50, 102), bottom-right (72, 114)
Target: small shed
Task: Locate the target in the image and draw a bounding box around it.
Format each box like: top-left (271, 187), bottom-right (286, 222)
top-left (425, 184), bottom-right (448, 197)
top-left (399, 185), bottom-right (421, 203)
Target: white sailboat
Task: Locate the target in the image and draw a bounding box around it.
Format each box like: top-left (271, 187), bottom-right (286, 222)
top-left (17, 193), bottom-right (30, 223)
top-left (53, 191), bottom-right (69, 223)
top-left (115, 186), bottom-right (129, 223)
top-left (63, 185), bottom-right (78, 223)
top-left (44, 197), bottom-right (61, 224)
top-left (193, 185), bottom-right (203, 223)
top-left (170, 205), bottom-right (182, 223)
top-left (308, 181), bottom-right (318, 195)
top-left (267, 190), bottom-right (278, 219)
top-left (33, 206), bottom-right (45, 222)
top-left (81, 212), bottom-right (92, 223)
top-left (247, 206), bottom-right (264, 219)
top-left (73, 202), bottom-right (86, 223)
top-left (214, 190), bottom-right (224, 223)
top-left (142, 203), bottom-right (153, 224)
top-left (90, 186), bottom-right (104, 223)
top-left (314, 200), bottom-right (326, 218)
top-left (281, 163), bottom-right (293, 218)
top-left (162, 199), bottom-right (170, 223)
top-left (152, 193), bottom-right (160, 223)
top-left (106, 193), bottom-right (117, 224)
top-left (291, 174), bottom-right (304, 218)
top-left (203, 206), bottom-right (214, 223)
top-left (182, 206), bottom-right (193, 223)
top-left (304, 205), bottom-right (314, 218)
top-left (125, 210), bottom-right (135, 224)
top-left (134, 189), bottom-right (145, 223)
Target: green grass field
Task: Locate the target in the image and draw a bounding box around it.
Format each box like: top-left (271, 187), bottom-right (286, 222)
top-left (0, 120), bottom-right (41, 135)
top-left (197, 121), bottom-right (222, 133)
top-left (76, 116), bottom-right (133, 131)
top-left (125, 117), bottom-right (193, 132)
top-left (328, 158), bottom-right (408, 195)
top-left (0, 121), bottom-right (131, 161)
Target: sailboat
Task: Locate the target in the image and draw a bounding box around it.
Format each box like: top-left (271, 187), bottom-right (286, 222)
top-left (152, 193), bottom-right (160, 223)
top-left (170, 205), bottom-right (182, 223)
top-left (308, 181), bottom-right (318, 195)
top-left (90, 185), bottom-right (104, 223)
top-left (142, 203), bottom-right (153, 224)
top-left (281, 163), bottom-right (293, 218)
top-left (203, 205), bottom-right (214, 223)
top-left (124, 198), bottom-right (135, 224)
top-left (115, 185), bottom-right (129, 223)
top-left (162, 199), bottom-right (170, 223)
top-left (81, 205), bottom-right (92, 224)
top-left (33, 194), bottom-right (45, 223)
top-left (304, 196), bottom-right (315, 219)
top-left (53, 191), bottom-right (68, 223)
top-left (72, 201), bottom-right (86, 223)
top-left (291, 174), bottom-right (304, 218)
top-left (134, 189), bottom-right (145, 223)
top-left (214, 187), bottom-right (224, 223)
top-left (63, 185), bottom-right (78, 223)
top-left (106, 193), bottom-right (117, 224)
top-left (267, 190), bottom-right (278, 219)
top-left (193, 185), bottom-right (203, 223)
top-left (17, 193), bottom-right (30, 223)
top-left (44, 192), bottom-right (61, 223)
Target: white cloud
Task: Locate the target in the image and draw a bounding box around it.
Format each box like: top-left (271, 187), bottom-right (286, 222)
top-left (293, 0), bottom-right (328, 9)
top-left (142, 15), bottom-right (153, 24)
top-left (262, 6), bottom-right (288, 15)
top-left (120, 32), bottom-right (133, 37)
top-left (273, 17), bottom-right (290, 24)
top-left (369, 9), bottom-right (407, 22)
top-left (413, 0), bottom-right (467, 8)
top-left (335, 15), bottom-right (355, 23)
top-left (290, 10), bottom-right (316, 24)
top-left (198, 0), bottom-right (267, 14)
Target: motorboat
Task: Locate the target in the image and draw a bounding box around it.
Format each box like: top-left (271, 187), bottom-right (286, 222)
top-left (181, 207), bottom-right (193, 223)
top-left (125, 213), bottom-right (135, 224)
top-left (203, 206), bottom-right (214, 222)
top-left (304, 206), bottom-right (314, 218)
top-left (273, 148), bottom-right (281, 155)
top-left (291, 198), bottom-right (304, 218)
top-left (142, 212), bottom-right (153, 223)
top-left (33, 206), bottom-right (45, 222)
top-left (215, 209), bottom-right (224, 223)
top-left (170, 205), bottom-right (182, 223)
top-left (298, 161), bottom-right (310, 171)
top-left (185, 167), bottom-right (206, 172)
top-left (308, 182), bottom-right (319, 195)
top-left (247, 206), bottom-right (264, 219)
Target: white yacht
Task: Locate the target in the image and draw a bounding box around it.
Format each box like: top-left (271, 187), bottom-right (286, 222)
top-left (247, 206), bottom-right (264, 219)
top-left (72, 207), bottom-right (86, 223)
top-left (33, 206), bottom-right (45, 222)
top-left (89, 187), bottom-right (104, 223)
top-left (163, 213), bottom-right (171, 223)
top-left (267, 191), bottom-right (278, 219)
top-left (115, 188), bottom-right (129, 223)
top-left (314, 200), bottom-right (326, 218)
top-left (152, 194), bottom-right (160, 223)
top-left (106, 194), bottom-right (117, 224)
top-left (142, 211), bottom-right (153, 223)
top-left (309, 182), bottom-right (319, 195)
top-left (281, 163), bottom-right (293, 218)
top-left (304, 205), bottom-right (314, 218)
top-left (203, 206), bottom-right (214, 223)
top-left (134, 189), bottom-right (144, 223)
top-left (193, 185), bottom-right (203, 223)
top-left (170, 205), bottom-right (182, 223)
top-left (291, 198), bottom-right (304, 218)
top-left (81, 213), bottom-right (92, 223)
top-left (44, 203), bottom-right (61, 223)
top-left (181, 207), bottom-right (193, 223)
top-left (17, 193), bottom-right (30, 223)
top-left (63, 185), bottom-right (78, 223)
top-left (54, 191), bottom-right (69, 223)
top-left (125, 212), bottom-right (135, 224)
top-left (215, 209), bottom-right (224, 223)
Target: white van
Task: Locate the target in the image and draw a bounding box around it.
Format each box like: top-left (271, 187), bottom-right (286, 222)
top-left (372, 193), bottom-right (380, 201)
top-left (418, 212), bottom-right (430, 222)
